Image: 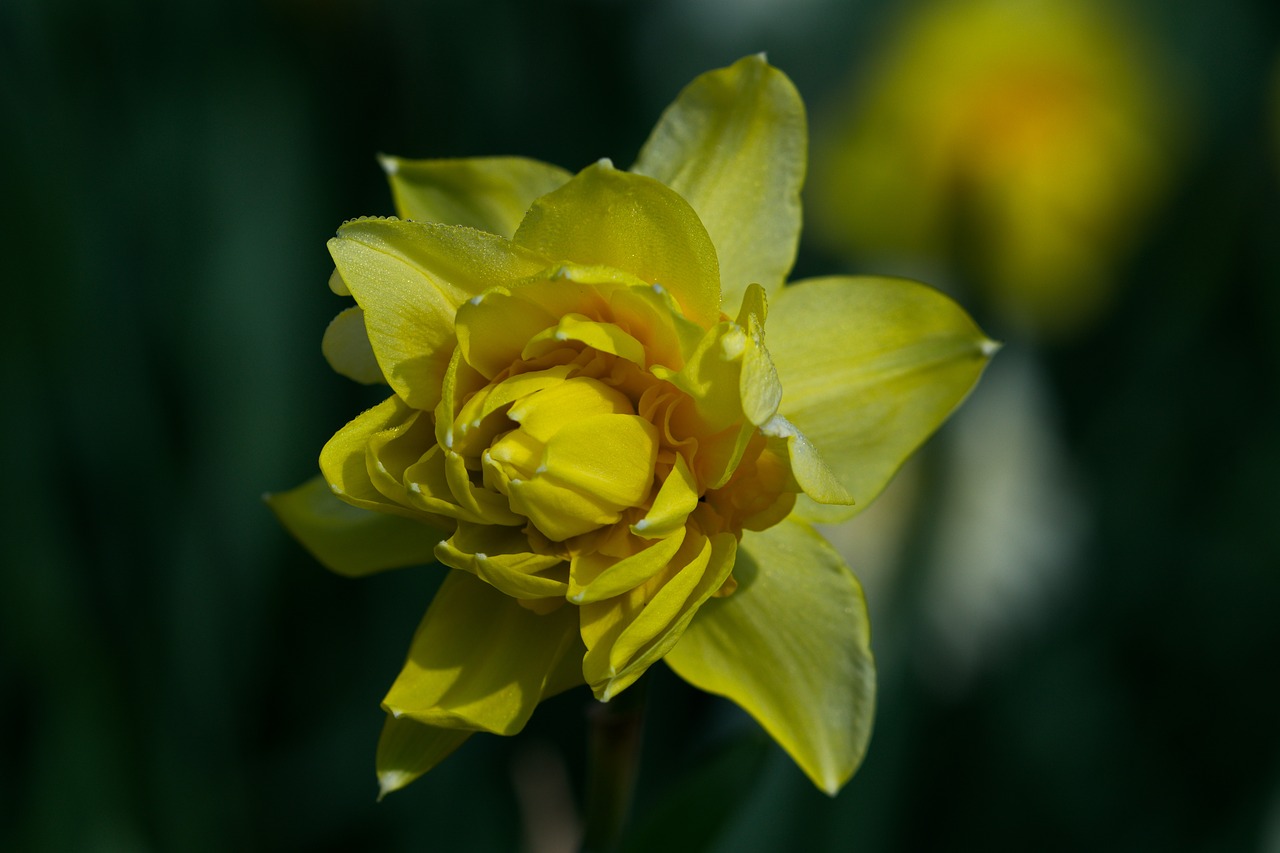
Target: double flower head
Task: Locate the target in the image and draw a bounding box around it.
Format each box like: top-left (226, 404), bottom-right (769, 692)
top-left (270, 55), bottom-right (994, 797)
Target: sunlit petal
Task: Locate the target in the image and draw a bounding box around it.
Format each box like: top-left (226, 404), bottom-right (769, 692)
top-left (666, 518), bottom-right (874, 794)
top-left (330, 218), bottom-right (549, 410)
top-left (634, 54), bottom-right (805, 310)
top-left (513, 160), bottom-right (721, 328)
top-left (769, 276), bottom-right (995, 522)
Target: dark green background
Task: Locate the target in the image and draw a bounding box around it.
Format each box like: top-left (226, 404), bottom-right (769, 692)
top-left (3, 0), bottom-right (1279, 850)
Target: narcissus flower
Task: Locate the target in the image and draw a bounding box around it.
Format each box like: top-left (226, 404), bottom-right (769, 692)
top-left (810, 0), bottom-right (1180, 339)
top-left (269, 55), bottom-right (993, 797)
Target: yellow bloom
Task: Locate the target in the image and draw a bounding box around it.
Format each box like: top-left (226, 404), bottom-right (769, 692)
top-left (269, 55), bottom-right (993, 797)
top-left (811, 0), bottom-right (1180, 338)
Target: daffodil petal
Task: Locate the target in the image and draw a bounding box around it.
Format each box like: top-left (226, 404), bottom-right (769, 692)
top-left (375, 582), bottom-right (587, 798)
top-left (435, 521), bottom-right (568, 600)
top-left (322, 306), bottom-right (385, 385)
top-left (735, 280), bottom-right (769, 327)
top-left (664, 518), bottom-right (875, 795)
top-left (379, 155), bottom-right (572, 237)
top-left (330, 218), bottom-right (549, 410)
top-left (455, 287), bottom-right (560, 379)
top-left (657, 321), bottom-right (760, 434)
top-left (759, 414), bottom-right (852, 506)
top-left (512, 160), bottom-right (721, 328)
top-left (366, 407), bottom-right (440, 508)
top-left (769, 276), bottom-right (996, 522)
top-left (540, 415), bottom-right (659, 511)
top-left (653, 319), bottom-right (769, 490)
top-left (631, 452), bottom-right (699, 540)
top-left (739, 313), bottom-right (781, 426)
top-left (402, 446), bottom-right (484, 522)
top-left (328, 266), bottom-right (349, 296)
top-left (442, 448), bottom-right (525, 525)
top-left (581, 529), bottom-right (737, 701)
top-left (265, 475), bottom-right (443, 577)
top-left (320, 395), bottom-right (423, 519)
top-left (375, 714), bottom-right (471, 800)
top-left (568, 527), bottom-right (686, 604)
top-left (633, 54), bottom-right (805, 309)
top-left (383, 570), bottom-right (583, 735)
top-left (548, 314), bottom-right (648, 366)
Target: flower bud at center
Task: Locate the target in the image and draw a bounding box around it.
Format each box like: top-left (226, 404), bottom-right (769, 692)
top-left (482, 377), bottom-right (659, 541)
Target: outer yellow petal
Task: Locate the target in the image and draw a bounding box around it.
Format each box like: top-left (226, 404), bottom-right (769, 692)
top-left (382, 571), bottom-right (583, 735)
top-left (664, 518), bottom-right (875, 795)
top-left (375, 584), bottom-right (588, 799)
top-left (375, 715), bottom-right (471, 800)
top-left (321, 306), bottom-right (385, 385)
top-left (633, 54), bottom-right (806, 310)
top-left (380, 155), bottom-right (572, 237)
top-left (265, 475), bottom-right (443, 577)
top-left (329, 218), bottom-right (549, 410)
top-left (513, 160), bottom-right (721, 329)
top-left (769, 276), bottom-right (996, 522)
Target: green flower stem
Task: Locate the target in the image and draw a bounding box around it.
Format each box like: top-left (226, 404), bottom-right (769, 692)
top-left (581, 677), bottom-right (648, 853)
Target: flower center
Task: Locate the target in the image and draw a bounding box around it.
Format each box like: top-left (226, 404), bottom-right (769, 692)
top-left (419, 271), bottom-right (804, 569)
top-left (482, 376), bottom-right (659, 541)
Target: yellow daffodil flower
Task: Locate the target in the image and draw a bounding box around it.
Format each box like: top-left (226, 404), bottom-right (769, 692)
top-left (268, 55), bottom-right (993, 798)
top-left (811, 0), bottom-right (1180, 339)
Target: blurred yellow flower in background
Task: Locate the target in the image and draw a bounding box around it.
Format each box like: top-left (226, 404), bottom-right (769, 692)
top-left (811, 0), bottom-right (1182, 339)
top-left (268, 56), bottom-right (993, 799)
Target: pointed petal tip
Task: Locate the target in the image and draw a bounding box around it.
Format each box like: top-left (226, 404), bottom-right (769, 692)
top-left (593, 669), bottom-right (625, 702)
top-left (377, 771), bottom-right (410, 802)
top-left (377, 152), bottom-right (399, 175)
top-left (981, 338), bottom-right (1003, 358)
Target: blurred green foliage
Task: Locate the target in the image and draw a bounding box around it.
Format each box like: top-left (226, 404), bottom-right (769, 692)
top-left (2, 0), bottom-right (1278, 850)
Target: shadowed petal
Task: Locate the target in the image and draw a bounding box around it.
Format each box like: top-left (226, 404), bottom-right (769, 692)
top-left (375, 715), bottom-right (471, 800)
top-left (319, 395), bottom-right (428, 519)
top-left (265, 475), bottom-right (443, 577)
top-left (382, 571), bottom-right (583, 735)
top-left (380, 155), bottom-right (572, 237)
top-left (322, 306), bottom-right (384, 385)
